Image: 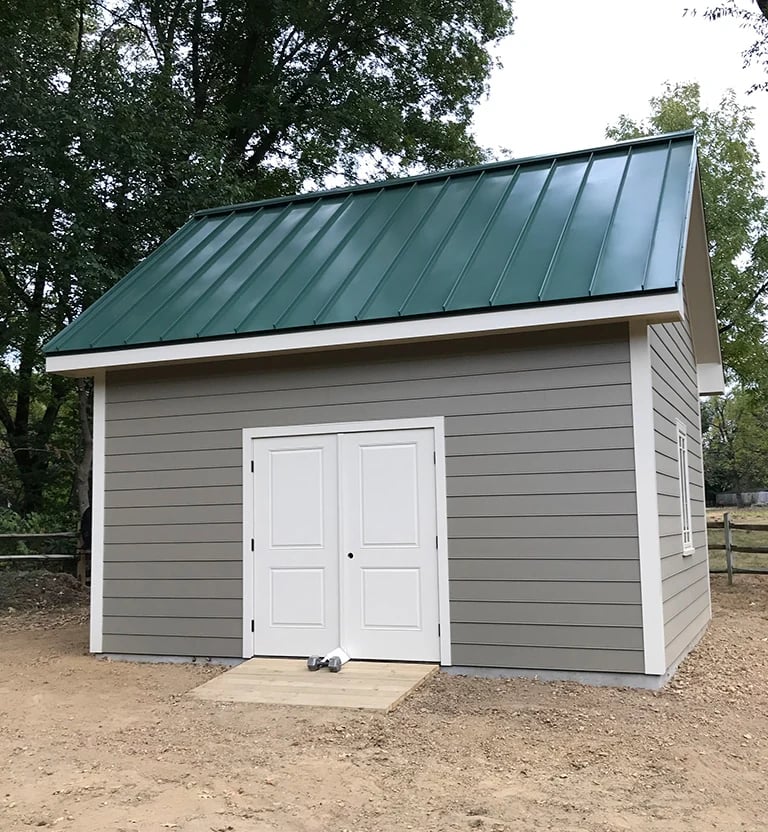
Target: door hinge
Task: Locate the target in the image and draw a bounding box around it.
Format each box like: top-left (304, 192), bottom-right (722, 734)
top-left (251, 620), bottom-right (255, 633)
top-left (438, 623), bottom-right (441, 636)
top-left (251, 538), bottom-right (254, 552)
top-left (435, 535), bottom-right (438, 549)
top-left (433, 451), bottom-right (436, 464)
top-left (250, 460), bottom-right (254, 473)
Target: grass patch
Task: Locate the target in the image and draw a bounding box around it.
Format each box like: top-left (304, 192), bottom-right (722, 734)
top-left (707, 506), bottom-right (768, 572)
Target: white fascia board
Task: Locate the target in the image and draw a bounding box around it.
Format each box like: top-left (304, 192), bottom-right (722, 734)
top-left (684, 168), bottom-right (724, 394)
top-left (46, 291), bottom-right (681, 377)
top-left (697, 363), bottom-right (726, 396)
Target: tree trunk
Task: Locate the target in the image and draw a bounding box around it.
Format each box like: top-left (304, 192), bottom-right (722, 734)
top-left (75, 379), bottom-right (93, 521)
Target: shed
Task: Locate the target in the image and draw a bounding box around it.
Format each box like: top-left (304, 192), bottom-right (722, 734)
top-left (46, 131), bottom-right (723, 687)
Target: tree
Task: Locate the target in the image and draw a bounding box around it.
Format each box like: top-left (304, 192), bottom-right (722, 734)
top-left (607, 82), bottom-right (768, 389)
top-left (702, 390), bottom-right (768, 496)
top-left (0, 0), bottom-right (515, 521)
top-left (691, 2), bottom-right (768, 92)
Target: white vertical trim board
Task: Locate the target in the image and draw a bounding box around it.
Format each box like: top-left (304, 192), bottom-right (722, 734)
top-left (241, 431), bottom-right (255, 658)
top-left (629, 322), bottom-right (666, 676)
top-left (90, 372), bottom-right (106, 654)
top-left (241, 416), bottom-right (452, 666)
top-left (432, 419), bottom-right (452, 666)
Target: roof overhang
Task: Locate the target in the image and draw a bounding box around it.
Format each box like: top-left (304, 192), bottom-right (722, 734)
top-left (46, 290), bottom-right (682, 377)
top-left (683, 168), bottom-right (725, 396)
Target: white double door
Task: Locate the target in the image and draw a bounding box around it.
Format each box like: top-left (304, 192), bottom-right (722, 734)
top-left (251, 428), bottom-right (440, 662)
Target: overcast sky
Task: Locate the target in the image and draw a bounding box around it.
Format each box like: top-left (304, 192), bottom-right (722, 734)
top-left (473, 0), bottom-right (767, 174)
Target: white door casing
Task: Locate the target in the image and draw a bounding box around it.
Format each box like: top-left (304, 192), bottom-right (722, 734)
top-left (242, 418), bottom-right (451, 664)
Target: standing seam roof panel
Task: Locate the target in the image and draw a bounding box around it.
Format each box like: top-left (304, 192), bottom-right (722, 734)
top-left (44, 132), bottom-right (698, 356)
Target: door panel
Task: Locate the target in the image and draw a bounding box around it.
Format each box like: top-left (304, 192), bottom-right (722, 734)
top-left (340, 429), bottom-right (440, 661)
top-left (252, 435), bottom-right (339, 656)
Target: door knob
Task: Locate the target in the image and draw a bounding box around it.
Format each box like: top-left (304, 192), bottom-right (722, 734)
top-left (347, 552), bottom-right (354, 559)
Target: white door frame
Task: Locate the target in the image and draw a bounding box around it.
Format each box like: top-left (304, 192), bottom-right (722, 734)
top-left (242, 417), bottom-right (451, 665)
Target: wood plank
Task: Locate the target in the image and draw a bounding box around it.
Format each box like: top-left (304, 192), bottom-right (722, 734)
top-left (187, 659), bottom-right (437, 711)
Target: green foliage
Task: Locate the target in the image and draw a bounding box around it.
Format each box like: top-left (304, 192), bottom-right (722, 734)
top-left (692, 2), bottom-right (768, 93)
top-left (0, 0), bottom-right (515, 517)
top-left (702, 390), bottom-right (768, 494)
top-left (607, 82), bottom-right (768, 389)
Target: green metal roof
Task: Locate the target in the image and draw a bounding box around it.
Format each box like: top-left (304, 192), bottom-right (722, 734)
top-left (45, 131), bottom-right (697, 356)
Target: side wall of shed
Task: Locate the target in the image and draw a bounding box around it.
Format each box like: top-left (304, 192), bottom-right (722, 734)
top-left (650, 303), bottom-right (710, 669)
top-left (101, 324), bottom-right (644, 673)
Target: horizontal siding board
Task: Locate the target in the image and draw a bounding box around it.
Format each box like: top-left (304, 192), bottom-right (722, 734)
top-left (107, 430), bottom-right (241, 455)
top-left (447, 449), bottom-right (635, 476)
top-left (103, 578), bottom-right (241, 599)
top-left (104, 560), bottom-right (242, 580)
top-left (105, 504), bottom-right (241, 526)
top-left (104, 597), bottom-right (241, 618)
top-left (105, 448), bottom-right (241, 474)
top-left (450, 644), bottom-right (644, 673)
top-left (106, 468), bottom-right (241, 491)
top-left (448, 427), bottom-right (633, 455)
top-left (448, 515), bottom-right (638, 539)
top-left (104, 524), bottom-right (241, 544)
top-left (447, 471), bottom-right (636, 496)
top-left (103, 616), bottom-right (240, 639)
top-left (105, 486), bottom-right (242, 509)
top-left (447, 406), bottom-right (633, 435)
top-left (450, 578), bottom-right (640, 603)
top-left (438, 537), bottom-right (640, 558)
top-left (450, 601), bottom-right (642, 627)
top-left (448, 559), bottom-right (640, 582)
top-left (101, 633), bottom-right (241, 657)
top-left (452, 623), bottom-right (643, 650)
top-left (104, 543), bottom-right (241, 561)
top-left (448, 492), bottom-right (636, 518)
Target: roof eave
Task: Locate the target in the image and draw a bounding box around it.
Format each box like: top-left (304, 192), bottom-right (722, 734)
top-left (46, 291), bottom-right (682, 377)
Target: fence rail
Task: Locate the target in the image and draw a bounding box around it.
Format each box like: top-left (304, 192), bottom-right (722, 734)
top-left (707, 512), bottom-right (768, 583)
top-left (0, 531), bottom-right (86, 584)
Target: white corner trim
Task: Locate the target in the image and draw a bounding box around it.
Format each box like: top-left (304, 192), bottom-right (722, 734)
top-left (46, 291), bottom-right (682, 376)
top-left (241, 431), bottom-right (255, 659)
top-left (90, 372), bottom-right (106, 654)
top-left (240, 416), bottom-right (452, 666)
top-left (697, 363), bottom-right (725, 396)
top-left (629, 322), bottom-right (666, 675)
top-left (432, 418), bottom-right (452, 666)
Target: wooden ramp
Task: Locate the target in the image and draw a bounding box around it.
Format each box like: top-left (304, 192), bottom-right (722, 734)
top-left (188, 658), bottom-right (438, 711)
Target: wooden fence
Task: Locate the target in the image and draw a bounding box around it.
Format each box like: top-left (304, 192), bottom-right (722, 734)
top-left (0, 532), bottom-right (87, 584)
top-left (708, 513), bottom-right (768, 584)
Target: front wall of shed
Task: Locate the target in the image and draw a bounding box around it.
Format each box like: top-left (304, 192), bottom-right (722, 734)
top-left (102, 324), bottom-right (643, 672)
top-left (650, 305), bottom-right (710, 668)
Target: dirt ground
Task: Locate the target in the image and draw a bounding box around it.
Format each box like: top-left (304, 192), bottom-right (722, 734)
top-left (1, 577), bottom-right (767, 832)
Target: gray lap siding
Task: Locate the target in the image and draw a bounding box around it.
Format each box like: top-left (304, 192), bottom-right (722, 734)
top-left (102, 323), bottom-right (643, 672)
top-left (649, 309), bottom-right (710, 668)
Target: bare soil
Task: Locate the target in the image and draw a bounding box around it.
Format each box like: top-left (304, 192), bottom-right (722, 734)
top-left (0, 570), bottom-right (88, 613)
top-left (1, 576), bottom-right (767, 832)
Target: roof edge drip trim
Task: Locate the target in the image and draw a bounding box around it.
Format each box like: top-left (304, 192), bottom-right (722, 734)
top-left (47, 289), bottom-right (682, 377)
